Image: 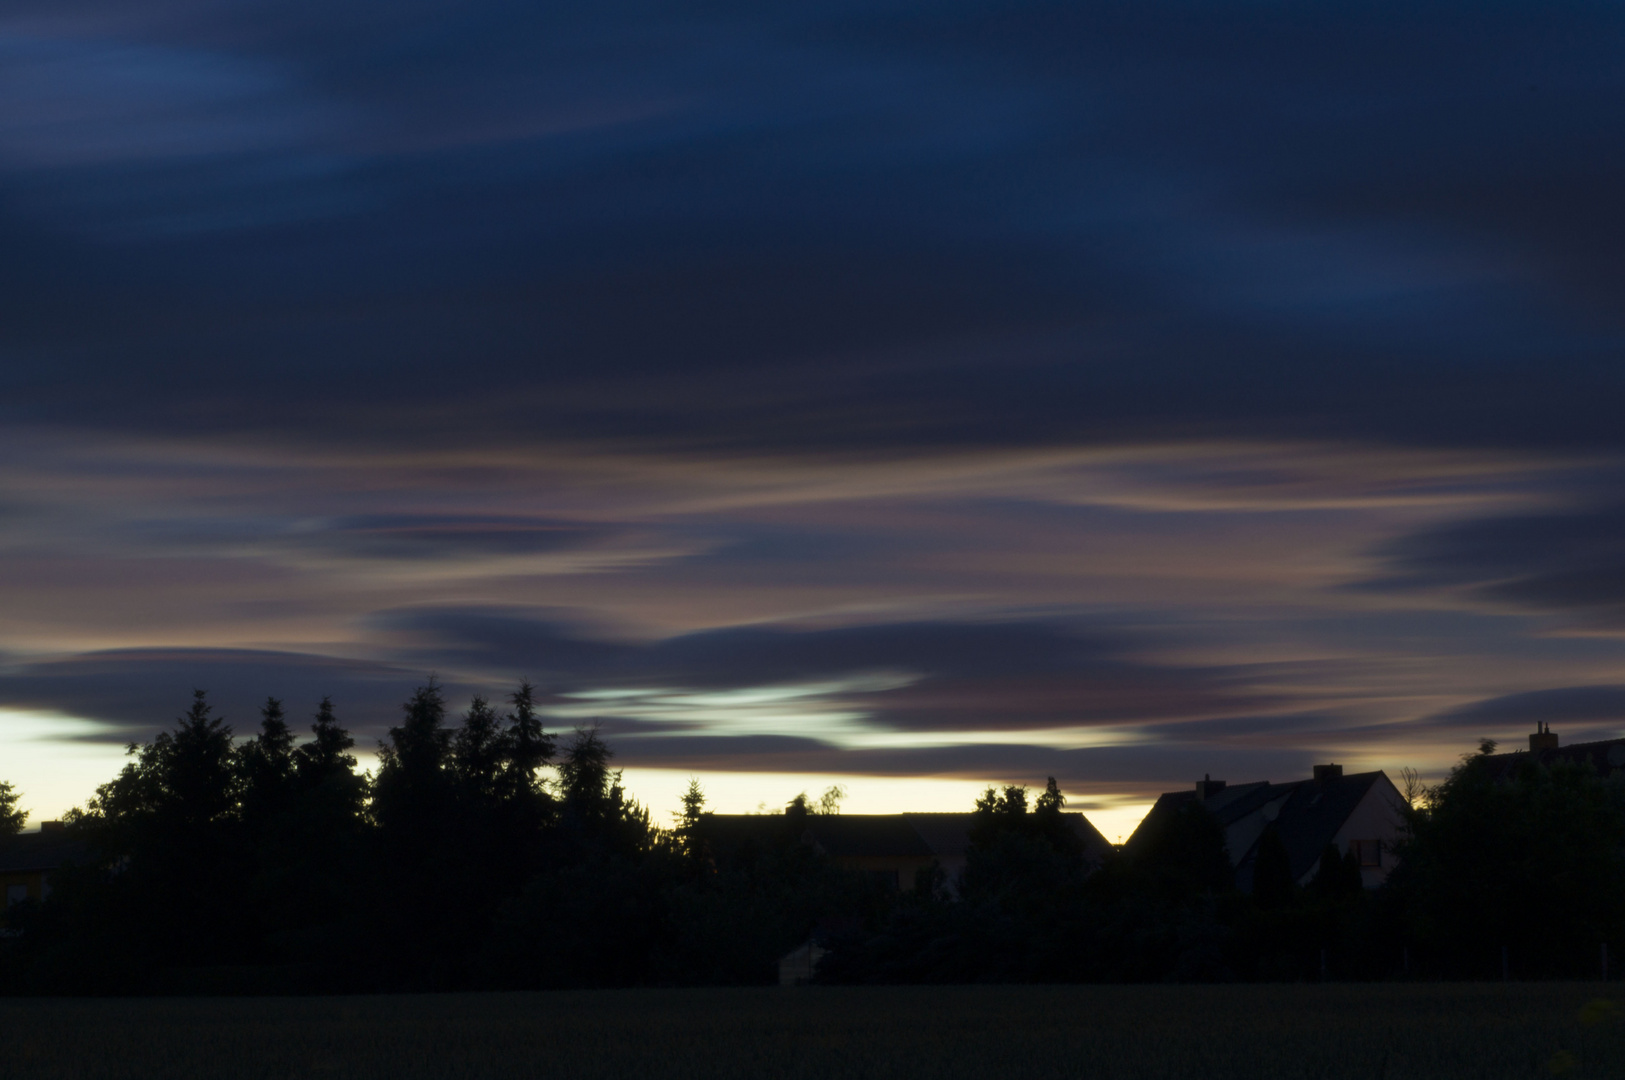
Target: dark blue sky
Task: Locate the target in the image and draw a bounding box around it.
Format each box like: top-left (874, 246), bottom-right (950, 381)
top-left (2, 0), bottom-right (1624, 828)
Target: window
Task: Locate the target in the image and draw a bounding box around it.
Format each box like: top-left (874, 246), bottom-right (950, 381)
top-left (1353, 839), bottom-right (1382, 868)
top-left (5, 884), bottom-right (27, 907)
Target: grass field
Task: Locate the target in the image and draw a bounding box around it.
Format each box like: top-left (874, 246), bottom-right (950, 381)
top-left (2, 983), bottom-right (1622, 1080)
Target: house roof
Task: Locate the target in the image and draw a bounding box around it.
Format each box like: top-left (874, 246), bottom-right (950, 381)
top-left (1478, 737), bottom-right (1625, 781)
top-left (1132, 771), bottom-right (1392, 888)
top-left (1246, 772), bottom-right (1386, 884)
top-left (806, 816), bottom-right (937, 858)
top-left (697, 810), bottom-right (1113, 864)
top-left (0, 830), bottom-right (88, 874)
top-left (902, 813), bottom-right (981, 860)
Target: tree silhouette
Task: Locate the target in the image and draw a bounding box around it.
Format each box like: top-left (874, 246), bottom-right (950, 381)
top-left (452, 694), bottom-right (505, 803)
top-left (239, 697), bottom-right (296, 826)
top-left (298, 697), bottom-right (350, 777)
top-left (501, 680), bottom-right (554, 801)
top-left (373, 679), bottom-right (453, 837)
top-left (62, 690), bottom-right (245, 974)
top-left (1308, 842), bottom-right (1362, 898)
top-left (1252, 826), bottom-right (1294, 907)
top-left (1388, 745), bottom-right (1625, 978)
top-left (558, 726), bottom-right (615, 828)
top-left (1126, 800), bottom-right (1233, 898)
top-left (0, 780), bottom-right (24, 838)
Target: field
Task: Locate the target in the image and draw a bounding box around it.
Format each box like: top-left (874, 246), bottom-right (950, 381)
top-left (2, 983), bottom-right (1622, 1080)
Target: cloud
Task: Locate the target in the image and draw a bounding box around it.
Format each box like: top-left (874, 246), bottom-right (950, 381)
top-left (369, 606), bottom-right (1282, 741)
top-left (0, 0), bottom-right (1622, 449)
top-left (1429, 685), bottom-right (1625, 733)
top-left (0, 648), bottom-right (437, 742)
top-left (0, 32), bottom-right (329, 168)
top-left (603, 735), bottom-right (1318, 791)
top-left (0, 27), bottom-right (361, 236)
top-left (1368, 503), bottom-right (1625, 622)
top-left (274, 514), bottom-right (616, 563)
top-left (5, 0), bottom-right (1625, 811)
top-left (0, 611), bottom-right (1290, 754)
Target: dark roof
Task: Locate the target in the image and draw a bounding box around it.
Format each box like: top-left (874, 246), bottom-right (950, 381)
top-left (0, 830), bottom-right (88, 874)
top-left (692, 813), bottom-right (799, 857)
top-left (1137, 780), bottom-right (1274, 832)
top-left (806, 816), bottom-right (936, 859)
top-left (903, 813), bottom-right (980, 860)
top-left (1478, 737), bottom-right (1625, 781)
top-left (1132, 771), bottom-right (1390, 888)
top-left (1250, 772), bottom-right (1385, 884)
top-left (698, 811), bottom-right (1113, 863)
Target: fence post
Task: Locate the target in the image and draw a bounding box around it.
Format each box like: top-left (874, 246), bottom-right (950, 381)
top-left (1603, 943), bottom-right (1609, 982)
top-left (1501, 945), bottom-right (1509, 982)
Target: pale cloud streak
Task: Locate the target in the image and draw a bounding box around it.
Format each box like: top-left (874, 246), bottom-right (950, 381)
top-left (3, 424), bottom-right (1622, 818)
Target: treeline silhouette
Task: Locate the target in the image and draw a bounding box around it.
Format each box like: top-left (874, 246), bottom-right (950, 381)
top-left (0, 684), bottom-right (875, 993)
top-left (3, 690), bottom-right (1624, 991)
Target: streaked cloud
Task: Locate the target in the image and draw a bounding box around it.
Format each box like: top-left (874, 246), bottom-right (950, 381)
top-left (3, 0), bottom-right (1625, 819)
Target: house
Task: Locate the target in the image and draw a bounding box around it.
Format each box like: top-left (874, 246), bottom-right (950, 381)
top-left (1130, 765), bottom-right (1406, 892)
top-left (799, 815), bottom-right (940, 890)
top-left (1477, 724), bottom-right (1625, 780)
top-left (699, 811), bottom-right (1113, 893)
top-left (0, 822), bottom-right (82, 908)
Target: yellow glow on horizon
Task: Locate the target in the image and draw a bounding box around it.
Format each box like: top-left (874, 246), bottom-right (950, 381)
top-left (615, 767), bottom-right (1155, 841)
top-left (0, 709), bottom-right (132, 824)
top-left (1086, 801), bottom-right (1156, 846)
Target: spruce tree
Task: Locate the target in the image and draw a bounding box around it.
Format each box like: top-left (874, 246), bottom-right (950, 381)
top-left (239, 697), bottom-right (296, 824)
top-left (502, 680), bottom-right (555, 801)
top-left (453, 695), bottom-right (505, 802)
top-left (0, 780), bottom-right (25, 838)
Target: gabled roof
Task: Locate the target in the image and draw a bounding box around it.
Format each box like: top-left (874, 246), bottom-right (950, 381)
top-left (1139, 780), bottom-right (1274, 830)
top-left (1242, 772), bottom-right (1386, 884)
top-left (1132, 771), bottom-right (1392, 889)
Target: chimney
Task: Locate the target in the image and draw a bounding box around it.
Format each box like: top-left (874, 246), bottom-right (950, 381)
top-left (1530, 722), bottom-right (1559, 752)
top-left (39, 820), bottom-right (64, 833)
top-left (1312, 763), bottom-right (1343, 783)
top-left (1195, 773), bottom-right (1226, 801)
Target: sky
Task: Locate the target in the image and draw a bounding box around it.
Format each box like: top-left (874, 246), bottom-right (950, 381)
top-left (3, 0), bottom-right (1625, 840)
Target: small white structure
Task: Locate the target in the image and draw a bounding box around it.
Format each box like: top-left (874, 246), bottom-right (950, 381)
top-left (778, 940), bottom-right (828, 986)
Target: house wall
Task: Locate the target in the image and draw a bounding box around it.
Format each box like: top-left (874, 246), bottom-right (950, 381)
top-left (935, 855), bottom-right (967, 890)
top-left (833, 855), bottom-right (938, 891)
top-left (1327, 776), bottom-right (1407, 889)
top-left (1, 869), bottom-right (48, 906)
top-left (778, 941), bottom-right (827, 986)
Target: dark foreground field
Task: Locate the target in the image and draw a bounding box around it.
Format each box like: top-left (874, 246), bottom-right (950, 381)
top-left (2, 983), bottom-right (1622, 1080)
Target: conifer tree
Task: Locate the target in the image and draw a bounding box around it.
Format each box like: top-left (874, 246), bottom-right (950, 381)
top-left (502, 680), bottom-right (555, 800)
top-left (239, 697), bottom-right (296, 824)
top-left (0, 780), bottom-right (25, 838)
top-left (453, 695), bottom-right (505, 802)
top-left (558, 725), bottom-right (614, 825)
top-left (374, 679), bottom-right (453, 834)
top-left (296, 696), bottom-right (360, 787)
top-left (676, 777), bottom-right (707, 864)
